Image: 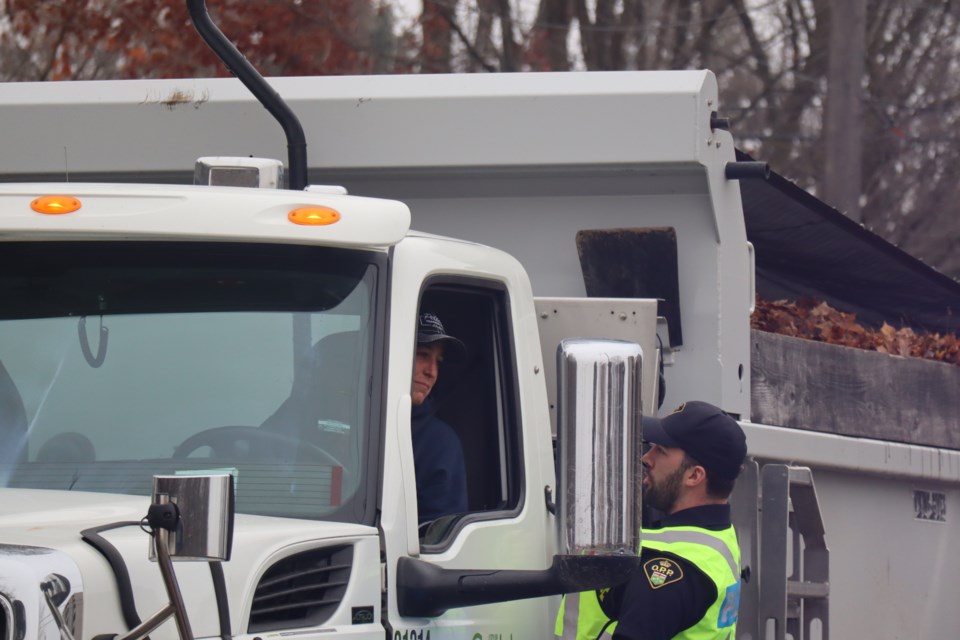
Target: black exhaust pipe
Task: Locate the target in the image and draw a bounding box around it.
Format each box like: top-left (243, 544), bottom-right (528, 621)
top-left (186, 0), bottom-right (308, 191)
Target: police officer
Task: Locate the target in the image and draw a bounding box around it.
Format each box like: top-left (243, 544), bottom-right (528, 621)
top-left (556, 401), bottom-right (747, 640)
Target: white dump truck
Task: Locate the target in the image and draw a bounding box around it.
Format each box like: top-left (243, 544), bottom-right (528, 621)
top-left (3, 2), bottom-right (960, 639)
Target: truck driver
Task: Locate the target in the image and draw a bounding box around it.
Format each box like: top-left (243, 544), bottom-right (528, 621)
top-left (411, 312), bottom-right (469, 524)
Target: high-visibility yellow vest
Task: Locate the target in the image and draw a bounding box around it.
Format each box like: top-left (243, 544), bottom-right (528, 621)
top-left (554, 587), bottom-right (617, 639)
top-left (555, 525), bottom-right (741, 640)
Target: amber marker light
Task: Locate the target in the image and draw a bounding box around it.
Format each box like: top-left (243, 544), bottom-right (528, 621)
top-left (288, 206), bottom-right (341, 226)
top-left (31, 195), bottom-right (82, 215)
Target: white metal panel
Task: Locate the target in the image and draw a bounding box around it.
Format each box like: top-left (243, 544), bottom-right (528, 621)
top-left (745, 422), bottom-right (960, 638)
top-left (744, 421), bottom-right (960, 482)
top-left (795, 468), bottom-right (958, 639)
top-left (2, 71), bottom-right (714, 177)
top-left (534, 297), bottom-right (660, 430)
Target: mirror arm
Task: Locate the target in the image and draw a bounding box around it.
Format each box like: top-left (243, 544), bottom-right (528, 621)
top-left (396, 554), bottom-right (640, 618)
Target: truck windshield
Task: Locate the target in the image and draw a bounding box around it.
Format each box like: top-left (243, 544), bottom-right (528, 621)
top-left (0, 242), bottom-right (382, 524)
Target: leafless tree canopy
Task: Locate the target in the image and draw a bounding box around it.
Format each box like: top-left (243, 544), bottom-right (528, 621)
top-left (2, 0), bottom-right (959, 278)
top-left (455, 0), bottom-right (960, 279)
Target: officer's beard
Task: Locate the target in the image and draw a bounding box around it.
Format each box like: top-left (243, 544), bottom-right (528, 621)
top-left (643, 464), bottom-right (687, 514)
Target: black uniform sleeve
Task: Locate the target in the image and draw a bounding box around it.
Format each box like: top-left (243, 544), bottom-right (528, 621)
top-left (609, 550), bottom-right (717, 640)
top-left (596, 582), bottom-right (627, 621)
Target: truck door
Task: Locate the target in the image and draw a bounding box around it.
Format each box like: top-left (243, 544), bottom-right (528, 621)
top-left (381, 237), bottom-right (558, 639)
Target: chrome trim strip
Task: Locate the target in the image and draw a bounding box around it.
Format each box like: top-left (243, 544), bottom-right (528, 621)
top-left (0, 594), bottom-right (15, 640)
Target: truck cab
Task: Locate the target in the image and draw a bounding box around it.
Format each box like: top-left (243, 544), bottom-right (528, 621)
top-left (2, 173), bottom-right (656, 638)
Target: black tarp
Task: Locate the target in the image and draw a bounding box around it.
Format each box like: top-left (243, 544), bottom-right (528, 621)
top-left (738, 151), bottom-right (960, 334)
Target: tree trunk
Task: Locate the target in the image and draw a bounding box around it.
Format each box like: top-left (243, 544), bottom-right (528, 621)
top-left (822, 0), bottom-right (867, 221)
top-left (528, 0), bottom-right (573, 71)
top-left (420, 0), bottom-right (457, 73)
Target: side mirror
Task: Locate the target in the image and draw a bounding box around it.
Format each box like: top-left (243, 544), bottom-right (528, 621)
top-left (557, 338), bottom-right (644, 556)
top-left (116, 474), bottom-right (235, 640)
top-left (150, 474), bottom-right (235, 562)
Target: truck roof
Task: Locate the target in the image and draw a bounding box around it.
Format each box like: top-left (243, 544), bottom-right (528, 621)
top-left (0, 182), bottom-right (410, 248)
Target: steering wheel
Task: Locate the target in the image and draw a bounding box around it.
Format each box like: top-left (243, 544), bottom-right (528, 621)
top-left (172, 426), bottom-right (344, 468)
top-left (418, 513), bottom-right (461, 543)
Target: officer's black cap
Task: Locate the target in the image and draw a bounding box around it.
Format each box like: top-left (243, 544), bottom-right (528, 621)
top-left (643, 401), bottom-right (747, 481)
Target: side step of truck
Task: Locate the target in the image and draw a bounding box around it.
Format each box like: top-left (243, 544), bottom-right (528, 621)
top-left (759, 465), bottom-right (830, 640)
top-left (732, 462), bottom-right (829, 640)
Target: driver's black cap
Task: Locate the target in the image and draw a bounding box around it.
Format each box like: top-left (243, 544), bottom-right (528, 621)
top-left (416, 312), bottom-right (466, 360)
top-left (643, 401), bottom-right (747, 481)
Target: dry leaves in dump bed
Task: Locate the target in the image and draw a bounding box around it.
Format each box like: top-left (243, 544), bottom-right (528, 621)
top-left (751, 296), bottom-right (960, 366)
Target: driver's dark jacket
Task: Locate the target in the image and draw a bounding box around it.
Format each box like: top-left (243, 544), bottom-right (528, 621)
top-left (411, 398), bottom-right (468, 522)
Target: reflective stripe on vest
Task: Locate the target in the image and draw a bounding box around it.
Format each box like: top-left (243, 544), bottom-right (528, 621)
top-left (642, 528), bottom-right (739, 578)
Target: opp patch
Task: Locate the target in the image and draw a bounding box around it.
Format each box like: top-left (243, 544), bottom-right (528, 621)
top-left (644, 557), bottom-right (683, 589)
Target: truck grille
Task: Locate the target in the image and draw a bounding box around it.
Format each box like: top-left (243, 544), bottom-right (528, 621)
top-left (249, 545), bottom-right (353, 632)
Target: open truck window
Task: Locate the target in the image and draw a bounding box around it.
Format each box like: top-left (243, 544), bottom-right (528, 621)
top-left (417, 281), bottom-right (524, 546)
top-left (0, 241), bottom-right (384, 524)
